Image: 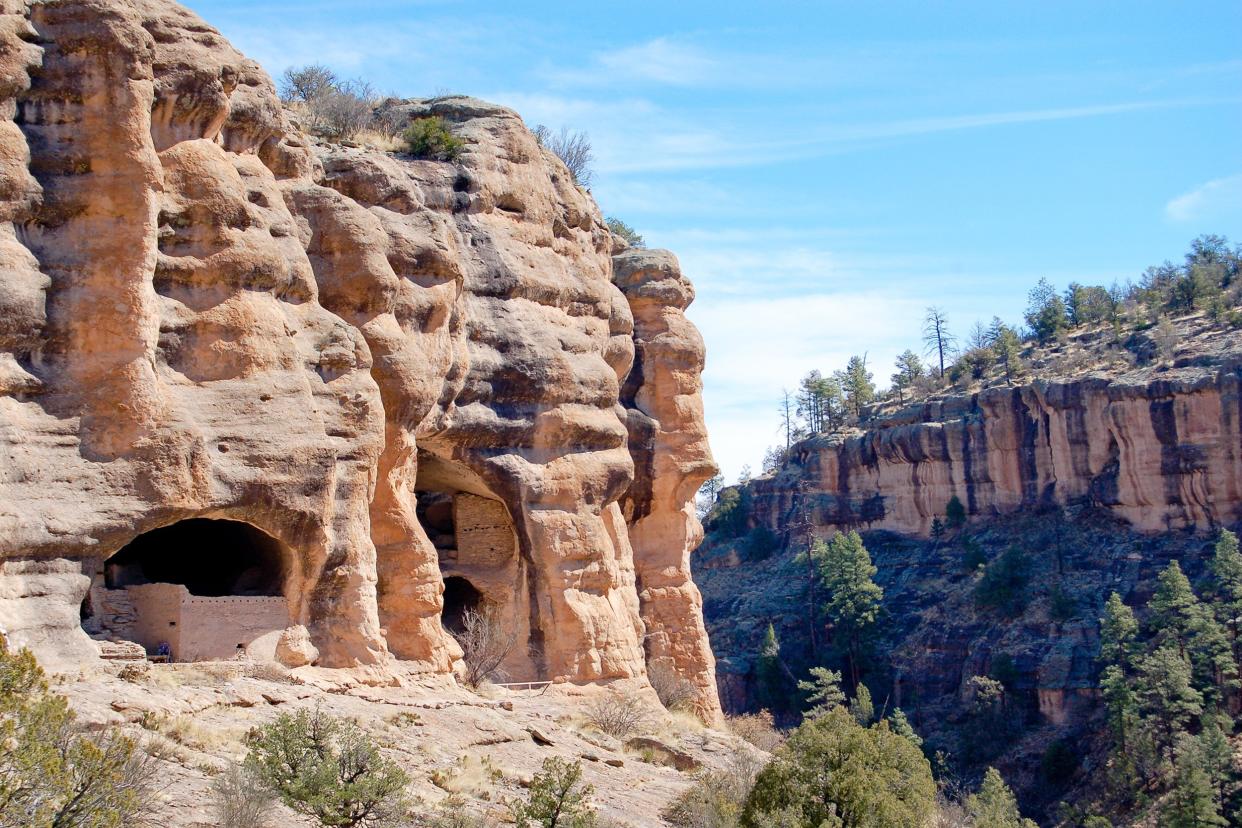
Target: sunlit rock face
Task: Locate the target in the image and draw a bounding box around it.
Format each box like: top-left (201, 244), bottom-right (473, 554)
top-left (747, 367), bottom-right (1242, 538)
top-left (0, 0), bottom-right (719, 712)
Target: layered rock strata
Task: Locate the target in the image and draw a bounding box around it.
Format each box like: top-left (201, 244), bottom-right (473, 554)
top-left (748, 364), bottom-right (1242, 538)
top-left (0, 0), bottom-right (719, 715)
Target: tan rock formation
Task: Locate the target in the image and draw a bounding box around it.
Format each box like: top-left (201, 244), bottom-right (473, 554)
top-left (0, 0), bottom-right (718, 710)
top-left (614, 249), bottom-right (721, 719)
top-left (748, 366), bottom-right (1242, 537)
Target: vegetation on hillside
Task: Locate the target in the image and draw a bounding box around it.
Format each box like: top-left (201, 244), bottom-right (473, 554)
top-left (0, 634), bottom-right (156, 827)
top-left (751, 235), bottom-right (1242, 474)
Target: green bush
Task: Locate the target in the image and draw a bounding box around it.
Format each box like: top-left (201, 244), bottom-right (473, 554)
top-left (1049, 584), bottom-right (1078, 622)
top-left (975, 547), bottom-right (1031, 616)
top-left (245, 706), bottom-right (411, 827)
top-left (961, 536), bottom-right (987, 571)
top-left (605, 217), bottom-right (645, 248)
top-left (1041, 738), bottom-right (1079, 785)
top-left (742, 706), bottom-right (936, 828)
top-left (510, 757), bottom-right (595, 828)
top-left (403, 116), bottom-right (463, 161)
top-left (0, 635), bottom-right (155, 828)
top-left (743, 526), bottom-right (779, 562)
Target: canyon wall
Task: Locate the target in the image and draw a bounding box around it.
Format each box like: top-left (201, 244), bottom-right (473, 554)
top-left (747, 363), bottom-right (1242, 539)
top-left (0, 0), bottom-right (719, 716)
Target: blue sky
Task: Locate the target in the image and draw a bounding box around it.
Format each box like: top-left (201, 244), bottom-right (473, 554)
top-left (188, 0), bottom-right (1242, 481)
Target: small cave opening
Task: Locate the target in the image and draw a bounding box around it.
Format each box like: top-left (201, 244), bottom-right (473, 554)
top-left (104, 518), bottom-right (286, 597)
top-left (441, 576), bottom-right (482, 636)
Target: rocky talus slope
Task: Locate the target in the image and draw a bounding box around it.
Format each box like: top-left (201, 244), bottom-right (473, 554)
top-left (0, 0), bottom-right (718, 718)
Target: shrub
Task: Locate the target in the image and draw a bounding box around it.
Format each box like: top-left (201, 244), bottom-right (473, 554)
top-left (664, 752), bottom-right (763, 828)
top-left (975, 547), bottom-right (1031, 616)
top-left (648, 661), bottom-right (697, 712)
top-left (244, 706), bottom-right (411, 827)
top-left (0, 634), bottom-right (157, 828)
top-left (533, 124), bottom-right (594, 187)
top-left (961, 536), bottom-right (987, 571)
top-left (584, 689), bottom-right (650, 739)
top-left (404, 116), bottom-right (464, 162)
top-left (605, 217), bottom-right (645, 248)
top-left (741, 707), bottom-right (937, 828)
top-left (742, 526), bottom-right (778, 562)
top-left (1049, 584), bottom-right (1078, 622)
top-left (279, 65), bottom-right (377, 141)
top-left (1040, 738), bottom-right (1079, 785)
top-left (212, 764), bottom-right (276, 828)
top-left (454, 607), bottom-right (517, 688)
top-left (510, 757), bottom-right (595, 828)
top-left (317, 79), bottom-right (377, 141)
top-left (727, 711), bottom-right (785, 753)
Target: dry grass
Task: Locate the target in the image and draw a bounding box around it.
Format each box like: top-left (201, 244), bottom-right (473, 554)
top-left (429, 754), bottom-right (503, 799)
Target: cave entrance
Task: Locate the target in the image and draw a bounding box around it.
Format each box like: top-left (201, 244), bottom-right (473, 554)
top-left (104, 518), bottom-right (286, 596)
top-left (411, 449), bottom-right (539, 681)
top-left (441, 576), bottom-right (483, 636)
top-left (87, 518), bottom-right (292, 663)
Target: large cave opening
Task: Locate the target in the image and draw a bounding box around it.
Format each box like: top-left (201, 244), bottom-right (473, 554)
top-left (104, 518), bottom-right (286, 597)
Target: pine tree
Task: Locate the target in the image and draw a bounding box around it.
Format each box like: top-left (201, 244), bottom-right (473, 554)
top-left (755, 623), bottom-right (788, 713)
top-left (849, 682), bottom-right (874, 725)
top-left (888, 708), bottom-right (922, 747)
top-left (1135, 644), bottom-right (1203, 760)
top-left (1100, 664), bottom-right (1137, 750)
top-left (1162, 734), bottom-right (1227, 828)
top-left (1209, 529), bottom-right (1242, 662)
top-left (836, 355), bottom-right (875, 420)
top-left (817, 531), bottom-right (884, 686)
top-left (1149, 561), bottom-right (1237, 699)
top-left (966, 767), bottom-right (1038, 828)
top-left (797, 666), bottom-right (845, 720)
top-left (891, 350), bottom-right (924, 404)
top-left (796, 371), bottom-right (843, 434)
top-left (989, 319), bottom-right (1024, 385)
top-left (945, 495), bottom-right (967, 531)
top-left (1025, 277), bottom-right (1069, 344)
top-left (1099, 592), bottom-right (1139, 669)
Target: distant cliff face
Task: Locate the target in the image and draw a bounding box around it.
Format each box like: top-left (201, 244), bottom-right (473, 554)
top-left (747, 362), bottom-right (1242, 539)
top-left (0, 0), bottom-right (719, 717)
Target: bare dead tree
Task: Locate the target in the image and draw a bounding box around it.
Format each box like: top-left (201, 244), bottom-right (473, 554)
top-left (532, 124), bottom-right (594, 188)
top-left (279, 64), bottom-right (338, 104)
top-left (454, 607), bottom-right (517, 688)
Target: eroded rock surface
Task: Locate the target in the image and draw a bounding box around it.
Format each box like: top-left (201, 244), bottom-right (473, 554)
top-left (747, 363), bottom-right (1242, 538)
top-left (0, 0), bottom-right (718, 712)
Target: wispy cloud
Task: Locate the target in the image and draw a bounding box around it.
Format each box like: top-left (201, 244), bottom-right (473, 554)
top-left (1165, 173), bottom-right (1242, 222)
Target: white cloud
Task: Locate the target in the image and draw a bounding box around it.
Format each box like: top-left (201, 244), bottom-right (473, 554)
top-left (689, 291), bottom-right (926, 481)
top-left (1165, 173), bottom-right (1242, 222)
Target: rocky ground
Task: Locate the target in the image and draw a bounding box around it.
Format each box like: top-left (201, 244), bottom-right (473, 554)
top-left (58, 662), bottom-right (751, 827)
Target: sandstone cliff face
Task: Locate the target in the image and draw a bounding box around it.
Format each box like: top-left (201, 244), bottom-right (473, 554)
top-left (748, 362), bottom-right (1242, 539)
top-left (0, 0), bottom-right (718, 714)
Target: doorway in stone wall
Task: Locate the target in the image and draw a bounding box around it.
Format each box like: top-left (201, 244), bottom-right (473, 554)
top-left (441, 576), bottom-right (483, 635)
top-left (87, 518), bottom-right (292, 662)
top-left (412, 449), bottom-right (539, 681)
